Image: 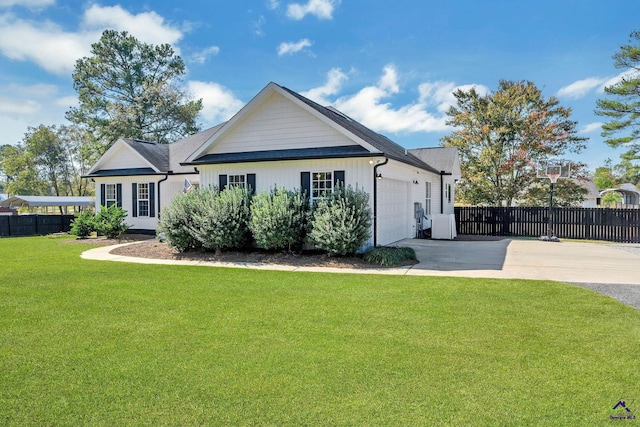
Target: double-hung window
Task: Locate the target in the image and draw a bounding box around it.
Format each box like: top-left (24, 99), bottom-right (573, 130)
top-left (425, 181), bottom-right (432, 215)
top-left (137, 183), bottom-right (150, 217)
top-left (105, 184), bottom-right (117, 207)
top-left (312, 172), bottom-right (333, 201)
top-left (228, 174), bottom-right (246, 189)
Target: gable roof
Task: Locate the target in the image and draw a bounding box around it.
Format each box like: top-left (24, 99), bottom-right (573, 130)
top-left (184, 82), bottom-right (440, 174)
top-left (279, 85), bottom-right (440, 173)
top-left (85, 124), bottom-right (224, 177)
top-left (121, 139), bottom-right (169, 171)
top-left (573, 178), bottom-right (600, 199)
top-left (408, 147), bottom-right (461, 176)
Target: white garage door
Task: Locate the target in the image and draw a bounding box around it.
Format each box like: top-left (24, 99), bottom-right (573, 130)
top-left (377, 178), bottom-right (410, 245)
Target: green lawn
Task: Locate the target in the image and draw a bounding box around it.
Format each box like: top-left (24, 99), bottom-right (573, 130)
top-left (1, 236), bottom-right (639, 425)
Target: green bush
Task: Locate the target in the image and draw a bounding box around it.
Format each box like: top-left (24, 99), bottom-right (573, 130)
top-left (363, 246), bottom-right (417, 267)
top-left (308, 185), bottom-right (372, 256)
top-left (157, 190), bottom-right (204, 252)
top-left (70, 210), bottom-right (95, 238)
top-left (250, 187), bottom-right (309, 252)
top-left (188, 186), bottom-right (251, 254)
top-left (94, 204), bottom-right (129, 239)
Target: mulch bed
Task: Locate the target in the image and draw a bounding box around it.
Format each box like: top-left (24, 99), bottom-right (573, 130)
top-left (67, 233), bottom-right (499, 269)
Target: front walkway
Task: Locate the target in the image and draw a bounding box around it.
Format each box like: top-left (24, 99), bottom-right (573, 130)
top-left (82, 238), bottom-right (640, 285)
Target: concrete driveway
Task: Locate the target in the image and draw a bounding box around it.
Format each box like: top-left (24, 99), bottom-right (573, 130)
top-left (400, 238), bottom-right (640, 285)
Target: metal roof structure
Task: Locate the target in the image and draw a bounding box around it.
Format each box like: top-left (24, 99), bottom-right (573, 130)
top-left (0, 195), bottom-right (94, 208)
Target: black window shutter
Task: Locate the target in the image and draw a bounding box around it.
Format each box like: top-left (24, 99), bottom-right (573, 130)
top-left (334, 170), bottom-right (345, 188)
top-left (247, 174), bottom-right (256, 195)
top-left (131, 183), bottom-right (138, 217)
top-left (149, 183), bottom-right (155, 217)
top-left (301, 172), bottom-right (311, 199)
top-left (219, 174), bottom-right (228, 190)
top-left (100, 184), bottom-right (106, 206)
top-left (116, 184), bottom-right (122, 208)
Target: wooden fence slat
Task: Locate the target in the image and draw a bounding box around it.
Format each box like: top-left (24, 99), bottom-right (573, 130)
top-left (454, 207), bottom-right (640, 243)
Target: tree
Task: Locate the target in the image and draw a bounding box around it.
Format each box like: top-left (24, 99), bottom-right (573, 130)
top-left (595, 30), bottom-right (640, 161)
top-left (67, 30), bottom-right (202, 151)
top-left (442, 80), bottom-right (587, 206)
top-left (0, 144), bottom-right (9, 192)
top-left (0, 125), bottom-right (93, 210)
top-left (0, 144), bottom-right (48, 196)
top-left (593, 165), bottom-right (618, 190)
top-left (613, 154), bottom-right (640, 185)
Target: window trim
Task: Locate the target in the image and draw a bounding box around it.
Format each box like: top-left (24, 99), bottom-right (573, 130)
top-left (137, 182), bottom-right (150, 217)
top-left (311, 171), bottom-right (333, 203)
top-left (105, 183), bottom-right (117, 207)
top-left (228, 174), bottom-right (246, 189)
top-left (425, 181), bottom-right (432, 216)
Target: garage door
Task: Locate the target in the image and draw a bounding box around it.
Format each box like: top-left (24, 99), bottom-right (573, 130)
top-left (377, 178), bottom-right (410, 245)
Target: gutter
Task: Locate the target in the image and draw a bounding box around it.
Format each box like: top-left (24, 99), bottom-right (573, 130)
top-left (373, 158), bottom-right (389, 247)
top-left (157, 172), bottom-right (170, 218)
top-left (440, 171), bottom-right (452, 214)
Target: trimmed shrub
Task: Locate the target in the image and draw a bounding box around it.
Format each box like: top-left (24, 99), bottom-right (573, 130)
top-left (250, 187), bottom-right (309, 252)
top-left (189, 186), bottom-right (251, 254)
top-left (308, 185), bottom-right (372, 256)
top-left (157, 189), bottom-right (204, 252)
top-left (363, 246), bottom-right (417, 267)
top-left (94, 204), bottom-right (129, 239)
top-left (70, 210), bottom-right (96, 238)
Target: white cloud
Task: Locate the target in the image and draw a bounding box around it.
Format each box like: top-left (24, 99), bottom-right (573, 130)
top-left (0, 4), bottom-right (184, 76)
top-left (277, 38), bottom-right (312, 56)
top-left (267, 0), bottom-right (280, 10)
top-left (0, 96), bottom-right (41, 117)
top-left (599, 69), bottom-right (639, 92)
top-left (0, 83), bottom-right (73, 145)
top-left (300, 68), bottom-right (347, 105)
top-left (419, 81), bottom-right (489, 113)
top-left (187, 81), bottom-right (244, 124)
top-left (81, 5), bottom-right (183, 47)
top-left (253, 15), bottom-right (266, 36)
top-left (0, 14), bottom-right (91, 75)
top-left (557, 77), bottom-right (608, 99)
top-left (190, 45), bottom-right (220, 64)
top-left (580, 122), bottom-right (604, 134)
top-left (303, 65), bottom-right (488, 135)
top-left (54, 95), bottom-right (79, 109)
top-left (0, 0), bottom-right (54, 9)
top-left (286, 0), bottom-right (339, 20)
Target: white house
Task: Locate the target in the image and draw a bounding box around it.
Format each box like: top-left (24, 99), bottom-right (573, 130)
top-left (85, 126), bottom-right (219, 230)
top-left (87, 82), bottom-right (460, 246)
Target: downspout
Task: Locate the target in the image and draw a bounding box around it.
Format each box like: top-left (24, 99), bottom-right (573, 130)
top-left (373, 158), bottom-right (389, 247)
top-left (157, 173), bottom-right (170, 219)
top-left (439, 171), bottom-right (452, 214)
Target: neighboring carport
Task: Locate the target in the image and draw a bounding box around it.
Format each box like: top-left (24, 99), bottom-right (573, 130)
top-left (0, 195), bottom-right (93, 214)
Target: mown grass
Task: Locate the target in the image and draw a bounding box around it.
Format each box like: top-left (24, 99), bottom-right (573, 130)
top-left (1, 236), bottom-right (639, 425)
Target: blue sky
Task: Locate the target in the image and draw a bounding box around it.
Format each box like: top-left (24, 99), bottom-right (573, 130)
top-left (1, 0), bottom-right (639, 171)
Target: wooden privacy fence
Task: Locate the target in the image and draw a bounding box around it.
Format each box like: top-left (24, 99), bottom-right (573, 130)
top-left (455, 207), bottom-right (640, 243)
top-left (0, 215), bottom-right (75, 237)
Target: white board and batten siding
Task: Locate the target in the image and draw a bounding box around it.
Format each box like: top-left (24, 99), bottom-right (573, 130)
top-left (200, 91), bottom-right (359, 156)
top-left (94, 174), bottom-right (197, 231)
top-left (376, 160), bottom-right (442, 245)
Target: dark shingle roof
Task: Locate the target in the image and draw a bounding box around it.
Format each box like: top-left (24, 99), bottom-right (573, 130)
top-left (170, 123), bottom-right (225, 172)
top-left (189, 145), bottom-right (372, 165)
top-left (122, 139), bottom-right (169, 171)
top-left (408, 147), bottom-right (458, 174)
top-left (87, 125), bottom-right (225, 177)
top-left (278, 84), bottom-right (440, 174)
